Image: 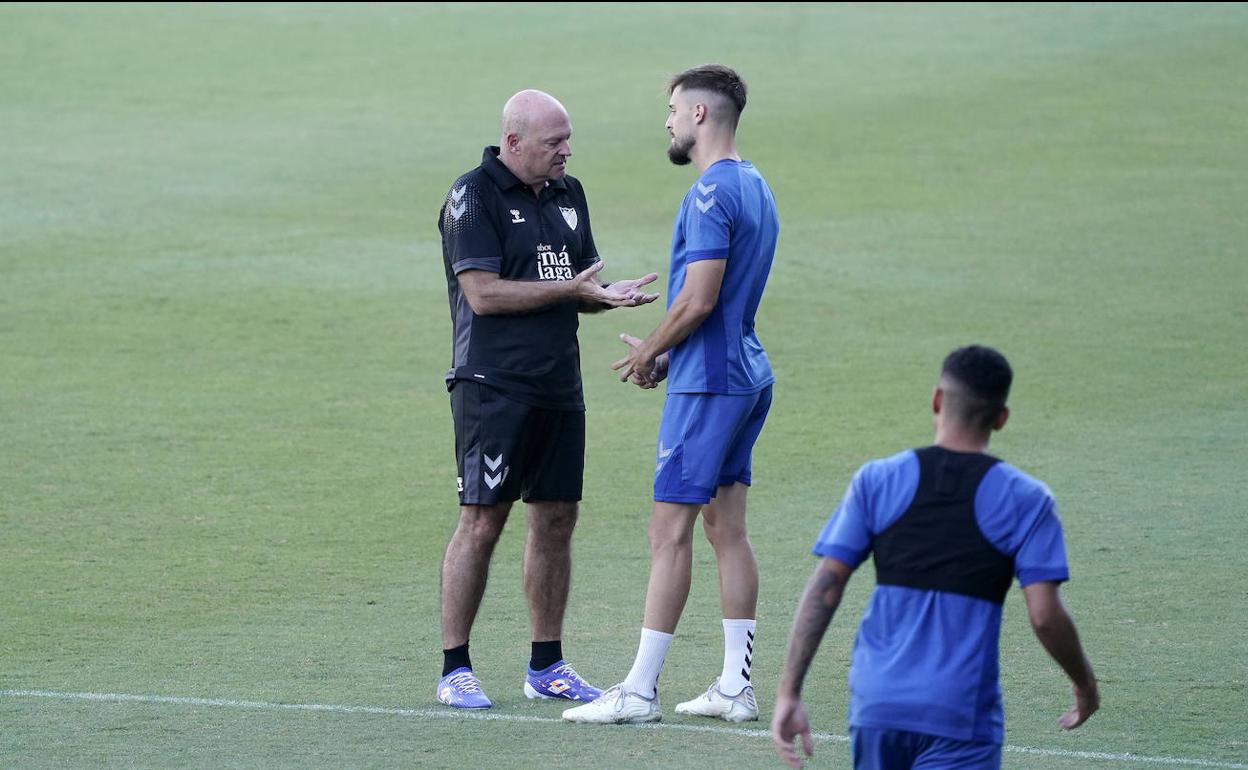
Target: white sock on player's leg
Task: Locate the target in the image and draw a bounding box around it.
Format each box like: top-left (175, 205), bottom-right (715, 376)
top-left (717, 618), bottom-right (756, 696)
top-left (622, 627), bottom-right (673, 698)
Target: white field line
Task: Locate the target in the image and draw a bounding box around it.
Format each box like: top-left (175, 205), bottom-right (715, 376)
top-left (2, 689), bottom-right (1245, 769)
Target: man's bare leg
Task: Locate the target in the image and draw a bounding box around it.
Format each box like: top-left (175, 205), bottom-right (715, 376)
top-left (702, 482), bottom-right (757, 619)
top-left (441, 502), bottom-right (512, 650)
top-left (702, 482), bottom-right (758, 698)
top-left (612, 501), bottom-right (701, 699)
top-left (523, 500), bottom-right (579, 642)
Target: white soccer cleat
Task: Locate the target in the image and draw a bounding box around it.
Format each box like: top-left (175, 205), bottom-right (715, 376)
top-left (561, 683), bottom-right (661, 724)
top-left (674, 678), bottom-right (758, 723)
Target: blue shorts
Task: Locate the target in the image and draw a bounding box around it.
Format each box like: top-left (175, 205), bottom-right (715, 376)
top-left (653, 386), bottom-right (772, 504)
top-left (850, 726), bottom-right (1001, 770)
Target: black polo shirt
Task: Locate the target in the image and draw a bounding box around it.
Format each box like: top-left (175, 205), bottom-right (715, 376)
top-left (438, 146), bottom-right (600, 410)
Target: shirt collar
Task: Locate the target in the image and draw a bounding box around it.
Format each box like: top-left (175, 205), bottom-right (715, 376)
top-left (481, 145), bottom-right (568, 193)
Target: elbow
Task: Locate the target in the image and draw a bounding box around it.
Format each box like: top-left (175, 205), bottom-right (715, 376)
top-left (1029, 611), bottom-right (1055, 636)
top-left (820, 585), bottom-right (846, 612)
top-left (687, 297), bottom-right (716, 323)
top-left (1028, 603), bottom-right (1068, 637)
top-left (464, 293), bottom-right (495, 316)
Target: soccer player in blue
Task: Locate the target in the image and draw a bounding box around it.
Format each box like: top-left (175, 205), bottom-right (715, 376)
top-left (564, 64), bottom-right (779, 725)
top-left (771, 346), bottom-right (1100, 769)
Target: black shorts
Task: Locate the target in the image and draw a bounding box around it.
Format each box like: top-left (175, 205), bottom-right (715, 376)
top-left (450, 381), bottom-right (585, 505)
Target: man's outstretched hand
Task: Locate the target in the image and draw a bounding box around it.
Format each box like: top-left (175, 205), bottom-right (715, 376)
top-left (574, 262), bottom-right (659, 308)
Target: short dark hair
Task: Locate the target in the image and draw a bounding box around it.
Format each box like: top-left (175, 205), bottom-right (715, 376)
top-left (940, 345), bottom-right (1013, 430)
top-left (668, 64), bottom-right (747, 127)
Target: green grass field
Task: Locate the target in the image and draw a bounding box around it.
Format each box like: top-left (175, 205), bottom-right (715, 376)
top-left (2, 3), bottom-right (1246, 768)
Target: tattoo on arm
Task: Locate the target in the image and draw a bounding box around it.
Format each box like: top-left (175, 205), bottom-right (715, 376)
top-left (779, 565), bottom-right (846, 698)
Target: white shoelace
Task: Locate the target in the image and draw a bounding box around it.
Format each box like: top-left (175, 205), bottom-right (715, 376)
top-left (600, 685), bottom-right (623, 702)
top-left (447, 671), bottom-right (482, 694)
top-left (553, 664), bottom-right (584, 684)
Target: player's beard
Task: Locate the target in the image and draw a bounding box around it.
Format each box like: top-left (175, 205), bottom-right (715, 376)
top-left (667, 134), bottom-right (695, 166)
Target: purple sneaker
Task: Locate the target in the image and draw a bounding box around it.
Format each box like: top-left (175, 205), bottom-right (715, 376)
top-left (523, 660), bottom-right (603, 701)
top-left (437, 667), bottom-right (492, 709)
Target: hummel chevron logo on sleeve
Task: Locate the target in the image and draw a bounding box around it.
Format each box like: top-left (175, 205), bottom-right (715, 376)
top-left (695, 181), bottom-right (718, 213)
top-left (448, 186), bottom-right (467, 220)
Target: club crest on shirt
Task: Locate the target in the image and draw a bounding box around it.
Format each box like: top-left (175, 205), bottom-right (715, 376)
top-left (560, 206), bottom-right (578, 230)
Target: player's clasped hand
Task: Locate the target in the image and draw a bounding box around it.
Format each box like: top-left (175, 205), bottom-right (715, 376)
top-left (612, 333), bottom-right (668, 389)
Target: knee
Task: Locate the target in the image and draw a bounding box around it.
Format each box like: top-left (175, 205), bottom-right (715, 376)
top-left (530, 502), bottom-right (578, 542)
top-left (457, 505), bottom-right (509, 545)
top-left (648, 518), bottom-right (693, 554)
top-left (702, 517), bottom-right (748, 552)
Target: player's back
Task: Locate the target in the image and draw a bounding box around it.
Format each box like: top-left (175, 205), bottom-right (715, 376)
top-left (814, 447), bottom-right (1067, 744)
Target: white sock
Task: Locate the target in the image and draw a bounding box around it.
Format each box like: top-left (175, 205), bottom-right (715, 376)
top-left (622, 627), bottom-right (673, 698)
top-left (718, 618), bottom-right (756, 696)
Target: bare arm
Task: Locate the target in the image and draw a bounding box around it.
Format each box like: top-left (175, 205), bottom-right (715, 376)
top-left (459, 262), bottom-right (657, 316)
top-left (777, 558), bottom-right (853, 699)
top-left (1022, 581), bottom-right (1100, 729)
top-left (612, 258), bottom-right (725, 382)
top-left (458, 266), bottom-right (582, 316)
top-left (771, 558), bottom-right (854, 769)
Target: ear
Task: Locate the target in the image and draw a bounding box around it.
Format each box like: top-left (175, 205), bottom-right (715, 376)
top-left (992, 405), bottom-right (1010, 432)
top-left (932, 386), bottom-right (943, 415)
top-left (505, 132), bottom-right (522, 152)
top-left (693, 102), bottom-right (707, 125)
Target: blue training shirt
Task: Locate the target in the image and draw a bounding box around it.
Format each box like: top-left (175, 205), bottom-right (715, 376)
top-left (666, 159), bottom-right (778, 394)
top-left (812, 448), bottom-right (1070, 744)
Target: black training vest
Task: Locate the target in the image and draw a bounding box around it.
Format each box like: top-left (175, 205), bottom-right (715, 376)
top-left (873, 447), bottom-right (1015, 605)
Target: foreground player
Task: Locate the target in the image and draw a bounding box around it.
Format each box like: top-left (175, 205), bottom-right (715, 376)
top-left (772, 346), bottom-right (1099, 769)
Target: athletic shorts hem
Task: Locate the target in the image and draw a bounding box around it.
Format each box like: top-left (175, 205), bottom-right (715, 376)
top-left (519, 493), bottom-right (582, 504)
top-left (654, 493), bottom-right (714, 505)
top-left (850, 719), bottom-right (1000, 746)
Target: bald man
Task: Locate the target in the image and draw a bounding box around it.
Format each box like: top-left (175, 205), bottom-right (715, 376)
top-left (435, 89), bottom-right (659, 709)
